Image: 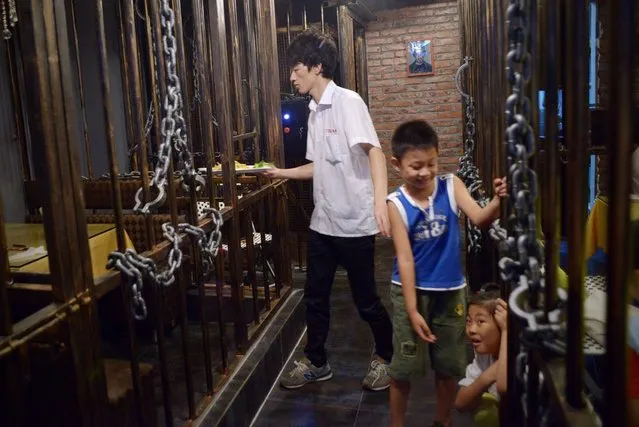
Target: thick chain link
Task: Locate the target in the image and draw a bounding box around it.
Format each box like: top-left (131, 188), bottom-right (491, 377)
top-left (133, 0), bottom-right (199, 214)
top-left (499, 1), bottom-right (567, 422)
top-left (1, 0), bottom-right (17, 40)
top-left (455, 57), bottom-right (507, 252)
top-left (106, 209), bottom-right (224, 320)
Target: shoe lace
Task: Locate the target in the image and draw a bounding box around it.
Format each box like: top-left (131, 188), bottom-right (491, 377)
top-left (369, 359), bottom-right (387, 379)
top-left (290, 360), bottom-right (310, 377)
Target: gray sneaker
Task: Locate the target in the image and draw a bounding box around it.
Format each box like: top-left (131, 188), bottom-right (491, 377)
top-left (280, 357), bottom-right (333, 389)
top-left (362, 356), bottom-right (391, 391)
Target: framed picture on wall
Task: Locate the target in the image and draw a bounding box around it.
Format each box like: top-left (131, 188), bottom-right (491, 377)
top-left (407, 40), bottom-right (434, 77)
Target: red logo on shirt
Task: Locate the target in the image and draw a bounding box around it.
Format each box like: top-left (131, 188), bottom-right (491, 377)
top-left (325, 128), bottom-right (338, 134)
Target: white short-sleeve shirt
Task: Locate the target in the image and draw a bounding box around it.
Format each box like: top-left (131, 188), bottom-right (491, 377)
top-left (306, 81), bottom-right (381, 237)
top-left (458, 353), bottom-right (499, 397)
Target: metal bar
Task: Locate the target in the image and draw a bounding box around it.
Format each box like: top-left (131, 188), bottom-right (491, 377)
top-left (257, 191), bottom-right (270, 310)
top-left (69, 0), bottom-right (93, 179)
top-left (6, 37), bottom-right (31, 182)
top-left (145, 1), bottom-right (175, 424)
top-left (321, 4), bottom-right (325, 33)
top-left (244, 209), bottom-right (259, 324)
top-left (192, 0), bottom-right (215, 395)
top-left (228, 0), bottom-right (246, 136)
top-left (116, 0), bottom-right (138, 172)
top-left (23, 0), bottom-right (109, 423)
top-left (207, 0), bottom-right (248, 348)
top-left (256, 0), bottom-right (285, 166)
top-left (337, 6), bottom-right (356, 90)
top-left (122, 0), bottom-right (155, 249)
top-left (303, 5), bottom-right (308, 30)
top-left (168, 0), bottom-right (197, 419)
top-left (97, 5), bottom-right (149, 425)
top-left (564, 0), bottom-right (589, 409)
top-left (603, 0), bottom-right (635, 425)
top-left (214, 254), bottom-right (228, 373)
top-left (243, 0), bottom-right (261, 163)
top-left (286, 1), bottom-right (291, 45)
top-left (354, 29), bottom-right (368, 104)
top-left (231, 129), bottom-right (257, 141)
top-left (0, 202), bottom-right (12, 336)
top-left (541, 0), bottom-right (560, 318)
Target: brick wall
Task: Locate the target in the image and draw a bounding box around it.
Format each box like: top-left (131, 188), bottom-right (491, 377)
top-left (596, 3), bottom-right (639, 196)
top-left (365, 2), bottom-right (462, 189)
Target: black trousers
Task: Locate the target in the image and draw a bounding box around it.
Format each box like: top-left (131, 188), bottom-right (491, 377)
top-left (303, 230), bottom-right (393, 367)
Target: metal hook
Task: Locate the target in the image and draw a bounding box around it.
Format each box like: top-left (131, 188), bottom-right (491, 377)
top-left (453, 56), bottom-right (473, 100)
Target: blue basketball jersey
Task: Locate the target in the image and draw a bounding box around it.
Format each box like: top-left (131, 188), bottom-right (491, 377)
top-left (388, 174), bottom-right (466, 291)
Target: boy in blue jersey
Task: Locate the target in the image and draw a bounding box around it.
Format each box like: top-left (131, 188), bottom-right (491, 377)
top-left (386, 120), bottom-right (507, 427)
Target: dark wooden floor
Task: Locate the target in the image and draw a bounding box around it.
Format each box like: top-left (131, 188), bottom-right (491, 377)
top-left (252, 238), bottom-right (474, 427)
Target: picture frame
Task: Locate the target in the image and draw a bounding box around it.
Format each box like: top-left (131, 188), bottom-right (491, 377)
top-left (407, 40), bottom-right (434, 77)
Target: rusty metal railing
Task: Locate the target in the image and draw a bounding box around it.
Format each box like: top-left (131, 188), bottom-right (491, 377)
top-left (0, 0), bottom-right (291, 426)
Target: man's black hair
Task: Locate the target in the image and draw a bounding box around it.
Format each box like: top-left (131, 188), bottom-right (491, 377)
top-left (391, 120), bottom-right (439, 160)
top-left (286, 28), bottom-right (338, 80)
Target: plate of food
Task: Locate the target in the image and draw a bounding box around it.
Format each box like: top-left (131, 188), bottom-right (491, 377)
top-left (198, 161), bottom-right (275, 174)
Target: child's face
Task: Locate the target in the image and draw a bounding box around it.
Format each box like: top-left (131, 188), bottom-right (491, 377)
top-left (466, 304), bottom-right (501, 356)
top-left (392, 146), bottom-right (439, 191)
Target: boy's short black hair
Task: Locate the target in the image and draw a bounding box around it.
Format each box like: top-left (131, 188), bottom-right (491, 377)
top-left (391, 120), bottom-right (439, 159)
top-left (286, 28), bottom-right (337, 80)
top-left (468, 283), bottom-right (501, 314)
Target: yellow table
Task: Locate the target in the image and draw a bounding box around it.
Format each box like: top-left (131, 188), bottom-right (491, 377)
top-left (585, 196), bottom-right (639, 259)
top-left (7, 223), bottom-right (135, 278)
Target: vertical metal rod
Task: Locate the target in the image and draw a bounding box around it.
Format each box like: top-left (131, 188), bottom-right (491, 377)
top-left (526, 2), bottom-right (540, 422)
top-left (303, 5), bottom-right (308, 30)
top-left (6, 38), bottom-right (31, 182)
top-left (145, 1), bottom-right (175, 424)
top-left (245, 209), bottom-right (259, 324)
top-left (256, 0), bottom-right (285, 165)
top-left (0, 199), bottom-right (12, 336)
top-left (228, 0), bottom-right (246, 138)
top-left (564, 0), bottom-right (589, 409)
top-left (122, 0), bottom-right (154, 249)
top-left (69, 0), bottom-right (93, 179)
top-left (95, 0), bottom-right (146, 424)
top-left (604, 0), bottom-right (634, 425)
top-left (168, 0), bottom-right (197, 418)
top-left (191, 0), bottom-right (215, 395)
top-left (541, 0), bottom-right (559, 317)
top-left (215, 254), bottom-right (228, 373)
top-left (208, 0), bottom-right (248, 349)
top-left (116, 2), bottom-right (138, 172)
top-left (257, 194), bottom-right (271, 310)
top-left (244, 0), bottom-right (261, 162)
top-left (321, 4), bottom-right (325, 33)
top-left (286, 1), bottom-right (291, 44)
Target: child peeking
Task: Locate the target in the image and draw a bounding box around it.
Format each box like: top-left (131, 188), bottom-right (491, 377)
top-left (455, 284), bottom-right (508, 417)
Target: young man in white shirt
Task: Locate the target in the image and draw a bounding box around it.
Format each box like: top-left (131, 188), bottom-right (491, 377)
top-left (266, 29), bottom-right (393, 391)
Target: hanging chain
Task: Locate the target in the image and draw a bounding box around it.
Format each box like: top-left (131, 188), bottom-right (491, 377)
top-left (106, 210), bottom-right (224, 320)
top-left (190, 37), bottom-right (201, 111)
top-left (133, 0), bottom-right (200, 214)
top-left (500, 1), bottom-right (566, 423)
top-left (2, 0), bottom-right (17, 40)
top-left (455, 57), bottom-right (507, 252)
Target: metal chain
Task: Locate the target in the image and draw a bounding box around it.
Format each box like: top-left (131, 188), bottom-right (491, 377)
top-left (133, 0), bottom-right (200, 214)
top-left (454, 57), bottom-right (507, 252)
top-left (500, 0), bottom-right (566, 422)
top-left (106, 209), bottom-right (224, 320)
top-left (190, 37), bottom-right (201, 111)
top-left (1, 0), bottom-right (17, 40)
